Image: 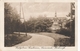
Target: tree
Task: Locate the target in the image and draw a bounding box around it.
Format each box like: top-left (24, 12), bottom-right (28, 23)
top-left (65, 18), bottom-right (75, 35)
top-left (4, 3), bottom-right (21, 34)
top-left (24, 16), bottom-right (53, 32)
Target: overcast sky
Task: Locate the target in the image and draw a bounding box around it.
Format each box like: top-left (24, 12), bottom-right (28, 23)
top-left (9, 2), bottom-right (71, 20)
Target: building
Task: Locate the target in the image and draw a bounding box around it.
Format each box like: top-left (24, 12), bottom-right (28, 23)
top-left (51, 12), bottom-right (68, 30)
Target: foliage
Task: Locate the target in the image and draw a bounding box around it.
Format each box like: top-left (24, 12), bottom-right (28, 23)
top-left (56, 18), bottom-right (75, 37)
top-left (65, 18), bottom-right (75, 34)
top-left (24, 16), bottom-right (53, 32)
top-left (4, 3), bottom-right (53, 34)
top-left (56, 18), bottom-right (75, 46)
top-left (56, 28), bottom-right (71, 36)
top-left (54, 38), bottom-right (74, 46)
top-left (65, 18), bottom-right (75, 45)
top-left (4, 3), bottom-right (22, 34)
top-left (5, 34), bottom-right (32, 47)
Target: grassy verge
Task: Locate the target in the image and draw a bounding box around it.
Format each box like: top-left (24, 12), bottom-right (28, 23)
top-left (54, 38), bottom-right (75, 46)
top-left (5, 34), bottom-right (32, 47)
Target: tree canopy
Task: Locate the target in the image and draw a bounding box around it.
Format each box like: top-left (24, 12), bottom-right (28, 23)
top-left (5, 3), bottom-right (21, 34)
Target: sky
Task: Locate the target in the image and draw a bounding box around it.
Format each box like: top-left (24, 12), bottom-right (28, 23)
top-left (9, 2), bottom-right (71, 21)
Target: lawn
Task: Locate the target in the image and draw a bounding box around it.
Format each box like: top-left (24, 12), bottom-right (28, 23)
top-left (5, 33), bottom-right (32, 47)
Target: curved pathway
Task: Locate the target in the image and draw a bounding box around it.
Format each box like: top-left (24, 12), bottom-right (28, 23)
top-left (14, 33), bottom-right (55, 46)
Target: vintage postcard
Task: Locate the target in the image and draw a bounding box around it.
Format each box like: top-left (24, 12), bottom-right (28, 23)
top-left (0, 0), bottom-right (78, 51)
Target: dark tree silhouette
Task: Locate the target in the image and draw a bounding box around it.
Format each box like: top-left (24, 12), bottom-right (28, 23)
top-left (4, 3), bottom-right (22, 34)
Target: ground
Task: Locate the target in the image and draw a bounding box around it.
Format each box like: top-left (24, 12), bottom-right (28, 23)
top-left (5, 32), bottom-right (70, 47)
top-left (14, 33), bottom-right (55, 46)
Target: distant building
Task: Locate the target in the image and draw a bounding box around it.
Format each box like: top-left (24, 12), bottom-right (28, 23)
top-left (51, 12), bottom-right (68, 30)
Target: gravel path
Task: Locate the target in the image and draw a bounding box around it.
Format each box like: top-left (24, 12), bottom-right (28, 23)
top-left (14, 33), bottom-right (55, 46)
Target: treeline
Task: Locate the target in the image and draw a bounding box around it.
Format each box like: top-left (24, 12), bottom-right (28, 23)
top-left (65, 18), bottom-right (75, 35)
top-left (5, 3), bottom-right (53, 35)
top-left (56, 18), bottom-right (75, 36)
top-left (23, 17), bottom-right (53, 32)
top-left (5, 3), bottom-right (22, 34)
top-left (5, 3), bottom-right (75, 35)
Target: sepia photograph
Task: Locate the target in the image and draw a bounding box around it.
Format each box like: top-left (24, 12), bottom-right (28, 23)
top-left (4, 2), bottom-right (75, 47)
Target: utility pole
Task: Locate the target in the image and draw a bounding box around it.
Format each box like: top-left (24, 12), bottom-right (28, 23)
top-left (22, 3), bottom-right (27, 36)
top-left (20, 3), bottom-right (27, 36)
top-left (18, 2), bottom-right (21, 36)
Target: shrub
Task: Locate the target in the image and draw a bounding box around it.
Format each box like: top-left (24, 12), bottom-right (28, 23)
top-left (24, 17), bottom-right (53, 33)
top-left (56, 28), bottom-right (71, 36)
